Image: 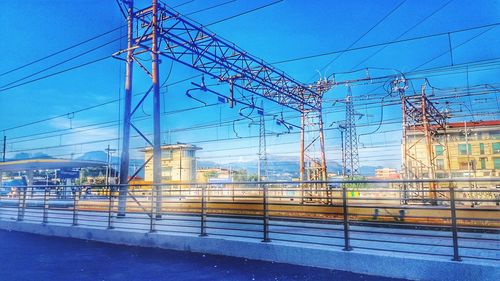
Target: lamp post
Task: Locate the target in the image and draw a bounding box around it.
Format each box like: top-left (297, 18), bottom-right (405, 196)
top-left (105, 145), bottom-right (117, 187)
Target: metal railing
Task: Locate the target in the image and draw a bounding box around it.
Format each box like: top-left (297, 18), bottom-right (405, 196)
top-left (0, 179), bottom-right (498, 262)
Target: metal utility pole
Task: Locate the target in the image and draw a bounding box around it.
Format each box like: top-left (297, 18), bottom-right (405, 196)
top-left (463, 121), bottom-right (471, 177)
top-left (114, 0), bottom-right (328, 206)
top-left (257, 101), bottom-right (268, 181)
top-left (339, 129), bottom-right (346, 177)
top-left (299, 82), bottom-right (328, 182)
top-left (462, 121), bottom-right (476, 192)
top-left (400, 82), bottom-right (450, 204)
top-left (115, 0), bottom-right (163, 217)
top-left (396, 79), bottom-right (410, 204)
top-left (421, 86), bottom-right (437, 203)
top-left (179, 149), bottom-right (182, 181)
top-left (117, 0), bottom-right (134, 217)
top-left (151, 0), bottom-right (163, 218)
top-left (344, 86), bottom-right (359, 178)
top-left (105, 145), bottom-right (117, 187)
top-left (2, 135), bottom-right (6, 162)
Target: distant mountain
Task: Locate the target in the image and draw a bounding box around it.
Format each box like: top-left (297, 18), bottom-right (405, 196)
top-left (359, 165), bottom-right (385, 176)
top-left (77, 151), bottom-right (116, 163)
top-left (77, 151), bottom-right (143, 176)
top-left (197, 160), bottom-right (219, 169)
top-left (206, 154), bottom-right (382, 179)
top-left (12, 152), bottom-right (53, 160)
top-left (26, 150), bottom-right (383, 180)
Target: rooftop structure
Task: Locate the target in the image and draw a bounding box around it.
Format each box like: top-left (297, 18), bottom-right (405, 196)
top-left (0, 159), bottom-right (106, 172)
top-left (144, 144), bottom-right (201, 183)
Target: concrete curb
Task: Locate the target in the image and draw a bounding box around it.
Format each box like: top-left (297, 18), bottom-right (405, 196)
top-left (0, 220), bottom-right (498, 281)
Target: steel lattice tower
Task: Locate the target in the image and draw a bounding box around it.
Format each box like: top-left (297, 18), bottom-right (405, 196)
top-left (115, 0), bottom-right (328, 212)
top-left (258, 101), bottom-right (268, 181)
top-left (399, 82), bottom-right (451, 205)
top-left (344, 86), bottom-right (360, 178)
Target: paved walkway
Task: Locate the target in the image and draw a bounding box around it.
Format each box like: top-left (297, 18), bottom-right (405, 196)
top-left (1, 230), bottom-right (408, 281)
top-left (0, 203), bottom-right (498, 264)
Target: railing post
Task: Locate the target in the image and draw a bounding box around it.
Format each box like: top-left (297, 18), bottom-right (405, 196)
top-left (42, 188), bottom-right (49, 224)
top-left (200, 185), bottom-right (207, 237)
top-left (155, 184), bottom-right (162, 219)
top-left (449, 186), bottom-right (462, 261)
top-left (107, 186), bottom-right (114, 229)
top-left (149, 187), bottom-right (156, 232)
top-left (262, 184), bottom-right (271, 242)
top-left (72, 188), bottom-right (80, 226)
top-left (342, 184), bottom-right (352, 251)
top-left (17, 187), bottom-right (26, 221)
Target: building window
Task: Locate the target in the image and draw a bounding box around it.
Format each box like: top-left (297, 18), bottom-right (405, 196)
top-left (480, 158), bottom-right (486, 170)
top-left (495, 158), bottom-right (500, 170)
top-left (458, 143), bottom-right (472, 155)
top-left (435, 145), bottom-right (444, 156)
top-left (161, 150), bottom-right (172, 159)
top-left (493, 142), bottom-right (500, 154)
top-left (161, 166), bottom-right (172, 180)
top-left (183, 150), bottom-right (194, 158)
top-left (491, 131), bottom-right (500, 140)
top-left (436, 159), bottom-right (444, 170)
top-left (479, 143), bottom-right (485, 154)
top-left (459, 162), bottom-right (469, 170)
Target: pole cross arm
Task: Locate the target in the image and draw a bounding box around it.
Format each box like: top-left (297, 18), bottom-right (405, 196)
top-left (129, 5), bottom-right (320, 112)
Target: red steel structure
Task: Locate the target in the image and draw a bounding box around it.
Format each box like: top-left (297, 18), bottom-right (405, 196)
top-left (398, 82), bottom-right (451, 204)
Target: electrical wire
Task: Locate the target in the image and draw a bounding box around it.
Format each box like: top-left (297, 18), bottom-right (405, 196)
top-left (0, 36), bottom-right (124, 90)
top-left (0, 56), bottom-right (111, 93)
top-left (350, 0), bottom-right (455, 70)
top-left (4, 78), bottom-right (499, 143)
top-left (271, 23), bottom-right (500, 66)
top-left (0, 26), bottom-right (124, 78)
top-left (318, 0), bottom-right (407, 76)
top-left (410, 25), bottom-right (499, 71)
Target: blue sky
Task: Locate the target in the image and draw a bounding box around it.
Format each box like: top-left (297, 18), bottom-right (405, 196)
top-left (0, 0), bottom-right (499, 171)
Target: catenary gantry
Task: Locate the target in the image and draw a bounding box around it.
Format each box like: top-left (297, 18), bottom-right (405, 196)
top-left (114, 0), bottom-right (328, 215)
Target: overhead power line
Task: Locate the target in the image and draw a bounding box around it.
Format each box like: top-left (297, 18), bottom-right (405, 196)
top-left (318, 0), bottom-right (408, 75)
top-left (0, 0), bottom-right (283, 95)
top-left (0, 56), bottom-right (111, 93)
top-left (3, 58), bottom-right (499, 135)
top-left (350, 0), bottom-right (455, 70)
top-left (410, 25), bottom-right (498, 71)
top-left (0, 36), bottom-right (124, 90)
top-left (6, 108), bottom-right (491, 155)
top-left (271, 22), bottom-right (500, 66)
top-left (0, 26), bottom-right (123, 78)
top-left (204, 0), bottom-right (283, 26)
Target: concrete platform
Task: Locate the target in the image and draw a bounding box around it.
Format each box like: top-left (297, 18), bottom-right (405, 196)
top-left (0, 214), bottom-right (498, 281)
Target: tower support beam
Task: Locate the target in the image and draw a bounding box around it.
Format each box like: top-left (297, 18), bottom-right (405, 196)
top-left (118, 0), bottom-right (134, 217)
top-left (115, 1), bottom-right (328, 208)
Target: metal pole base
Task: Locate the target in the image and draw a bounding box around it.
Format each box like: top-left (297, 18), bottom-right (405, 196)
top-left (199, 233), bottom-right (208, 237)
top-left (343, 247), bottom-right (353, 251)
top-left (116, 213), bottom-right (126, 218)
top-left (262, 239), bottom-right (271, 243)
top-left (452, 257), bottom-right (462, 262)
top-left (155, 214), bottom-right (162, 219)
